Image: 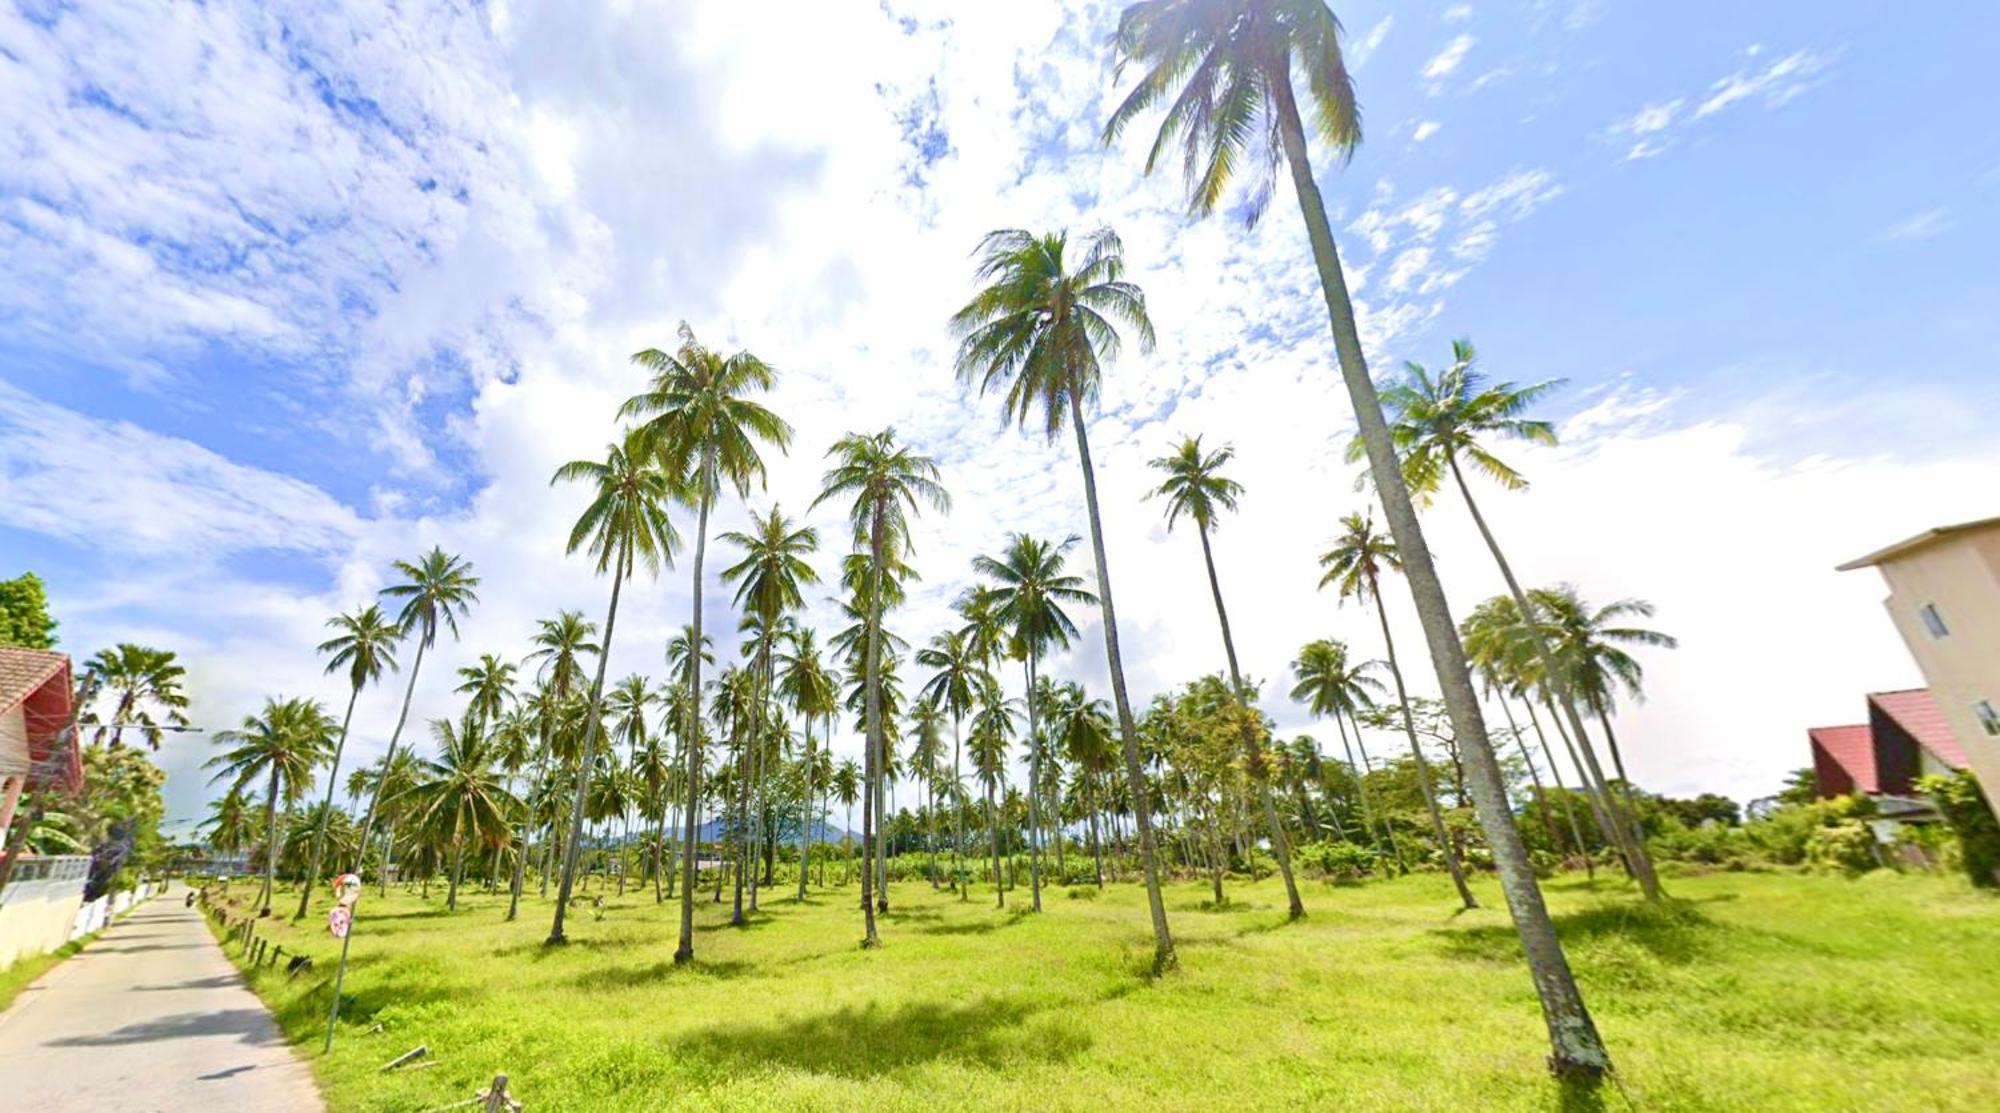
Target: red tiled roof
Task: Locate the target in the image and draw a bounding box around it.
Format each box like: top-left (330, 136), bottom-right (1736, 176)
top-left (1869, 688), bottom-right (1970, 769)
top-left (0, 647), bottom-right (80, 791)
top-left (1809, 724), bottom-right (1877, 795)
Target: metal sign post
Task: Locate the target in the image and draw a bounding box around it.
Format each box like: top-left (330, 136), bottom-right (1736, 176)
top-left (322, 872), bottom-right (362, 1053)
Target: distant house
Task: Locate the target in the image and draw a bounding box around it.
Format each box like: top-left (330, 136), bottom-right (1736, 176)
top-left (0, 646), bottom-right (83, 851)
top-left (1839, 516), bottom-right (2000, 820)
top-left (1807, 688), bottom-right (1969, 816)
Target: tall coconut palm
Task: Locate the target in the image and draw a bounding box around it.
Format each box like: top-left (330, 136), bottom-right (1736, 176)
top-left (623, 321), bottom-right (791, 964)
top-left (1288, 638), bottom-right (1399, 866)
top-left (831, 757), bottom-right (861, 885)
top-left (402, 714), bottom-right (519, 912)
top-left (1319, 512), bottom-right (1476, 908)
top-left (973, 533), bottom-right (1094, 913)
top-left (907, 700), bottom-right (948, 889)
top-left (969, 676), bottom-right (1016, 906)
top-left (950, 226), bottom-right (1176, 972)
top-left (812, 429), bottom-right (948, 946)
top-left (207, 697), bottom-right (336, 916)
top-left (546, 427), bottom-right (680, 946)
top-left (1529, 586), bottom-right (1677, 788)
top-left (523, 613), bottom-right (599, 908)
top-left (82, 643), bottom-right (190, 750)
top-left (916, 628), bottom-right (982, 899)
top-left (777, 627), bottom-right (837, 899)
top-left (1463, 598), bottom-right (1594, 871)
top-left (608, 675), bottom-right (658, 895)
top-left (1370, 341), bottom-right (1662, 902)
top-left (1149, 435), bottom-right (1305, 919)
top-left (1053, 682), bottom-right (1116, 887)
top-left (355, 548), bottom-right (480, 877)
top-left (457, 654), bottom-right (518, 733)
top-left (294, 605), bottom-right (401, 921)
top-left (1105, 1), bottom-right (1608, 1072)
top-left (721, 505), bottom-right (819, 914)
top-left (202, 789), bottom-right (254, 859)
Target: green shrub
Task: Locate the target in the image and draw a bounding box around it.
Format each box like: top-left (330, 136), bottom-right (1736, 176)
top-left (1805, 820), bottom-right (1880, 875)
top-left (1921, 771), bottom-right (2000, 888)
top-left (1297, 839), bottom-right (1381, 880)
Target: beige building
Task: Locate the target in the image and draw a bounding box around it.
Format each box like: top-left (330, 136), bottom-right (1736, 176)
top-left (1839, 515), bottom-right (2000, 818)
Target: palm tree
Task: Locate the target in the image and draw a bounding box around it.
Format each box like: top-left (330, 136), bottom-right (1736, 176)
top-left (546, 427), bottom-right (680, 945)
top-left (1288, 638), bottom-right (1398, 867)
top-left (777, 627), bottom-right (836, 899)
top-left (1053, 682), bottom-right (1116, 887)
top-left (1105, 2), bottom-right (1608, 1072)
top-left (1319, 512), bottom-right (1476, 908)
top-left (355, 548), bottom-right (480, 876)
top-left (1149, 435), bottom-right (1305, 919)
top-left (522, 613), bottom-right (599, 910)
top-left (906, 699), bottom-right (948, 889)
top-left (295, 605), bottom-right (401, 921)
top-left (950, 226), bottom-right (1176, 972)
top-left (624, 321), bottom-right (791, 964)
top-left (1530, 586), bottom-right (1677, 788)
top-left (402, 714), bottom-right (519, 912)
top-left (82, 643), bottom-right (190, 750)
top-left (202, 788), bottom-right (254, 860)
top-left (812, 429), bottom-right (948, 947)
top-left (973, 533), bottom-right (1094, 913)
top-left (721, 505), bottom-right (820, 915)
top-left (1463, 598), bottom-right (1593, 871)
top-left (1371, 341), bottom-right (1662, 902)
top-left (832, 757), bottom-right (861, 885)
top-left (916, 628), bottom-right (982, 899)
top-left (207, 697), bottom-right (336, 916)
top-left (457, 654), bottom-right (518, 732)
top-left (969, 676), bottom-right (1016, 906)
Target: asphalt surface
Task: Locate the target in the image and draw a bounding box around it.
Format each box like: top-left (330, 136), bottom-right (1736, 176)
top-left (0, 882), bottom-right (323, 1111)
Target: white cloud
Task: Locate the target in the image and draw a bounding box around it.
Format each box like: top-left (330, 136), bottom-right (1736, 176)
top-left (1349, 15), bottom-right (1393, 69)
top-left (1875, 207), bottom-right (1955, 244)
top-left (1421, 34), bottom-right (1475, 92)
top-left (1603, 49), bottom-right (1832, 161)
top-left (1412, 120), bottom-right (1443, 143)
top-left (1444, 5), bottom-right (1475, 25)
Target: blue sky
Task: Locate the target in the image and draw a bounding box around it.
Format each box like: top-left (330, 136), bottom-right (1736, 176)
top-left (3, 1), bottom-right (1996, 829)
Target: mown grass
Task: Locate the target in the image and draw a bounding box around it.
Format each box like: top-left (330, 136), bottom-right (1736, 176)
top-left (206, 867), bottom-right (2000, 1112)
top-left (0, 931), bottom-right (101, 1013)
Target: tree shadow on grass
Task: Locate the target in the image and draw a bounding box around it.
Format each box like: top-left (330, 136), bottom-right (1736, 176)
top-left (1431, 900), bottom-right (1723, 965)
top-left (568, 958), bottom-right (755, 991)
top-left (676, 995), bottom-right (1087, 1079)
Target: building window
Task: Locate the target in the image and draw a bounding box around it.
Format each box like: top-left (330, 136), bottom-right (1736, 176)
top-left (1977, 700), bottom-right (2000, 738)
top-left (1919, 603), bottom-right (1949, 638)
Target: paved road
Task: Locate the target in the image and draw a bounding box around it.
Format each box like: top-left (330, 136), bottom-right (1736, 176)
top-left (0, 882), bottom-right (323, 1111)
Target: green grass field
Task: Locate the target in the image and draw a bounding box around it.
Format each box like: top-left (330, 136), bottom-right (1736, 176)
top-left (207, 868), bottom-right (2000, 1112)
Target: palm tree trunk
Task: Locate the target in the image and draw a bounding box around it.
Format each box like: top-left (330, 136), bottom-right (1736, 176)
top-left (1522, 698), bottom-right (1593, 878)
top-left (1024, 656), bottom-right (1044, 912)
top-left (1334, 708), bottom-right (1401, 871)
top-left (732, 721), bottom-right (748, 926)
top-left (1087, 779), bottom-right (1105, 888)
top-left (796, 716), bottom-right (815, 901)
top-left (1367, 571), bottom-right (1477, 910)
top-left (1270, 73), bottom-right (1609, 1077)
top-left (355, 635), bottom-right (429, 871)
top-left (1198, 526), bottom-right (1304, 919)
top-left (1066, 385), bottom-right (1174, 972)
top-left (874, 730), bottom-right (889, 912)
top-left (952, 715), bottom-right (966, 899)
top-left (675, 466), bottom-right (714, 965)
top-left (295, 683), bottom-right (361, 920)
top-left (1497, 697), bottom-right (1564, 861)
top-left (988, 781), bottom-right (1004, 907)
top-left (548, 539), bottom-right (629, 946)
top-left (858, 501), bottom-right (885, 947)
top-left (1443, 453), bottom-right (1660, 903)
top-left (448, 837), bottom-right (465, 912)
top-left (258, 766), bottom-right (280, 916)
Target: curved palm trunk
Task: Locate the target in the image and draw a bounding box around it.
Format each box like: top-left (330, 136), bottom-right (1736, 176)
top-left (354, 635), bottom-right (429, 874)
top-left (548, 541), bottom-right (629, 945)
top-left (858, 502), bottom-right (885, 947)
top-left (1066, 386), bottom-right (1174, 972)
top-left (1443, 454), bottom-right (1661, 902)
top-left (1024, 656), bottom-right (1043, 912)
top-left (1271, 72), bottom-right (1609, 1077)
top-left (1522, 698), bottom-right (1593, 879)
top-left (1367, 573), bottom-right (1477, 910)
top-left (295, 683), bottom-right (361, 920)
top-left (675, 465), bottom-right (716, 964)
top-left (257, 765), bottom-right (280, 916)
top-left (1197, 526), bottom-right (1304, 919)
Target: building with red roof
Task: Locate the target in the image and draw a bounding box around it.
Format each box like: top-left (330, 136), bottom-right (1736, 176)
top-left (1807, 689), bottom-right (1968, 804)
top-left (0, 647), bottom-right (83, 852)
